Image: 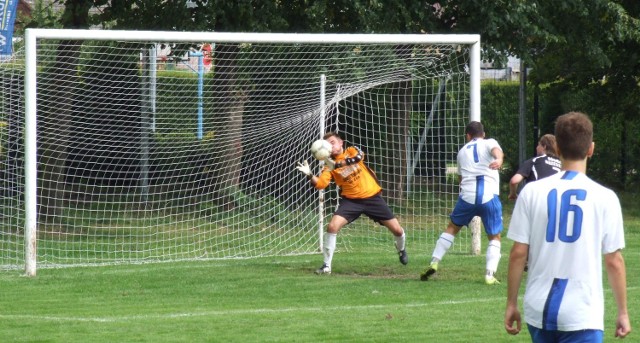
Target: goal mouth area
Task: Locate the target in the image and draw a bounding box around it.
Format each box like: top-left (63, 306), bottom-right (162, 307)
top-left (6, 30), bottom-right (482, 274)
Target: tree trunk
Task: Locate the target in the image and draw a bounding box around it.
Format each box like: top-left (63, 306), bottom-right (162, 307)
top-left (208, 43), bottom-right (244, 207)
top-left (384, 81), bottom-right (410, 202)
top-left (38, 0), bottom-right (92, 223)
top-left (38, 40), bottom-right (81, 223)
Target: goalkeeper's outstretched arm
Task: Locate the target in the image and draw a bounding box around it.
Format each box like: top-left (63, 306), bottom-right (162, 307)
top-left (296, 160), bottom-right (316, 185)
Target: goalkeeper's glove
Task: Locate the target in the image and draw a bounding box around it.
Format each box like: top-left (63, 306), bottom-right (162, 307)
top-left (323, 158), bottom-right (337, 171)
top-left (296, 160), bottom-right (313, 179)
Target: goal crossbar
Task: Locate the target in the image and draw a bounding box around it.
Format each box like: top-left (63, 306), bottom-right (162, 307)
top-left (26, 29), bottom-right (481, 44)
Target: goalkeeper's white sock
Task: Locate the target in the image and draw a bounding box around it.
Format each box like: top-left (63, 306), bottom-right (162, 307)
top-left (395, 231), bottom-right (406, 252)
top-left (323, 232), bottom-right (337, 267)
top-left (486, 240), bottom-right (501, 276)
top-left (432, 232), bottom-right (455, 263)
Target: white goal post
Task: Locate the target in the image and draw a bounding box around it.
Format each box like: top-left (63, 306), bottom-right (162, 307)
top-left (13, 29), bottom-right (482, 276)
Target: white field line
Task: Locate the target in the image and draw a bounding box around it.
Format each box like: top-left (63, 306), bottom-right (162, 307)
top-left (0, 297), bottom-right (501, 323)
top-left (1, 287), bottom-right (638, 323)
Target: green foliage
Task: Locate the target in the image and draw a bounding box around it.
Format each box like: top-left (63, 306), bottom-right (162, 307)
top-left (144, 71), bottom-right (640, 191)
top-left (152, 70), bottom-right (208, 135)
top-left (15, 0), bottom-right (63, 33)
top-left (477, 79), bottom-right (640, 191)
top-left (22, 1), bottom-right (640, 105)
top-left (480, 81), bottom-right (535, 180)
top-left (538, 82), bottom-right (640, 190)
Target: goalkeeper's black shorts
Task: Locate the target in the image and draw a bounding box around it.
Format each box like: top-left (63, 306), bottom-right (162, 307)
top-left (334, 193), bottom-right (395, 225)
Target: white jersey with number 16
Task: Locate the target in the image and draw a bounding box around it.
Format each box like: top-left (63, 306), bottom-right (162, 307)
top-left (507, 170), bottom-right (625, 331)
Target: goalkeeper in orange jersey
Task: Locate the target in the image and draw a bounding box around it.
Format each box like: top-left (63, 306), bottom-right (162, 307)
top-left (296, 131), bottom-right (407, 274)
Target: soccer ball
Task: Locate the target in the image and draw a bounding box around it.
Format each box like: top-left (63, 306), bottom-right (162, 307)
top-left (310, 139), bottom-right (332, 160)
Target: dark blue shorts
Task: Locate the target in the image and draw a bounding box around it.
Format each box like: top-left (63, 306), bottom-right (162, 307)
top-left (334, 194), bottom-right (395, 224)
top-left (528, 324), bottom-right (603, 343)
top-left (449, 195), bottom-right (503, 235)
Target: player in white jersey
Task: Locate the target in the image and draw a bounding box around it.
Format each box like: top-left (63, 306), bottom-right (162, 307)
top-left (420, 121), bottom-right (504, 285)
top-left (505, 112), bottom-right (630, 342)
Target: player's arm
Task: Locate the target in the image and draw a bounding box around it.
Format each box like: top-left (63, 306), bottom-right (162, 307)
top-left (329, 146), bottom-right (363, 169)
top-left (313, 168), bottom-right (334, 189)
top-left (489, 146), bottom-right (504, 170)
top-left (295, 160), bottom-right (333, 189)
top-left (508, 173), bottom-right (524, 200)
top-left (510, 160), bottom-right (533, 200)
top-left (504, 241), bottom-right (528, 336)
top-left (296, 160), bottom-right (317, 183)
top-left (604, 250), bottom-right (631, 338)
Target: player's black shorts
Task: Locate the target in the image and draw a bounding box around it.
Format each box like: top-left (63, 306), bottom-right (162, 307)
top-left (334, 193), bottom-right (395, 224)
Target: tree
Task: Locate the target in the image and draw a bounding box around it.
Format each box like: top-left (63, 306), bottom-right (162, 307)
top-left (422, 0), bottom-right (640, 188)
top-left (26, 0), bottom-right (640, 192)
top-left (36, 0), bottom-right (92, 222)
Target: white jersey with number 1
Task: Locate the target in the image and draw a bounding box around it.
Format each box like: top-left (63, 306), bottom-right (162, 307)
top-left (457, 137), bottom-right (501, 204)
top-left (507, 170), bottom-right (625, 331)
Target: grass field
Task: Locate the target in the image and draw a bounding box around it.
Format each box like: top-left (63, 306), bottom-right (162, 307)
top-left (1, 199), bottom-right (638, 342)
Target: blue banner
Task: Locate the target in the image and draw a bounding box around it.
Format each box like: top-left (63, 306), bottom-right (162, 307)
top-left (0, 0), bottom-right (19, 56)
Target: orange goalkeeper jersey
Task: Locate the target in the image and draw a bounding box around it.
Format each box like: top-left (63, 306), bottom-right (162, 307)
top-left (314, 146), bottom-right (382, 199)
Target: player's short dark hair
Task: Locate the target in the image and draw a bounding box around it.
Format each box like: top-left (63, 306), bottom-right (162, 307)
top-left (554, 112), bottom-right (593, 160)
top-left (465, 121), bottom-right (484, 138)
top-left (538, 134), bottom-right (558, 157)
top-left (323, 131), bottom-right (342, 140)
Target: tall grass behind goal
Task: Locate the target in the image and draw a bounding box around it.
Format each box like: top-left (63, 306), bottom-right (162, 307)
top-left (2, 30), bottom-right (481, 275)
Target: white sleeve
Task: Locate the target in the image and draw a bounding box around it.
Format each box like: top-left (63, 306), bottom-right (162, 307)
top-left (507, 192), bottom-right (531, 244)
top-left (601, 191), bottom-right (625, 254)
top-left (485, 138), bottom-right (502, 153)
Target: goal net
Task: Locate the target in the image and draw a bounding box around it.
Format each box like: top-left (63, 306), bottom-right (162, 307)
top-left (1, 30), bottom-right (481, 274)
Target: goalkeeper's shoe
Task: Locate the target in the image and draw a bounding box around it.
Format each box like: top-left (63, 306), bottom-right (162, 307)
top-left (485, 276), bottom-right (501, 285)
top-left (420, 262), bottom-right (438, 281)
top-left (315, 264), bottom-right (331, 275)
top-left (398, 250), bottom-right (408, 265)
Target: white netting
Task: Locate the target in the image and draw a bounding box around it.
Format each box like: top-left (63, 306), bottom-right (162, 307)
top-left (0, 49), bottom-right (26, 268)
top-left (1, 31), bottom-right (477, 270)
